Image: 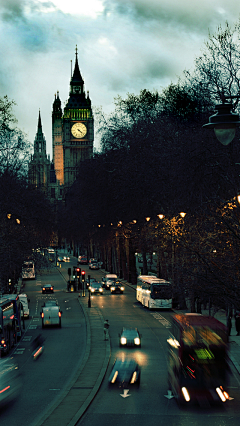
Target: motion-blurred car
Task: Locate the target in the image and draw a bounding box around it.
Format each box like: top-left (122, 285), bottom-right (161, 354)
top-left (102, 274), bottom-right (118, 290)
top-left (108, 358), bottom-right (141, 388)
top-left (110, 282), bottom-right (124, 294)
top-left (78, 255), bottom-right (88, 264)
top-left (89, 282), bottom-right (104, 294)
top-left (42, 284), bottom-right (54, 294)
top-left (119, 328), bottom-right (141, 347)
top-left (0, 358), bottom-right (21, 406)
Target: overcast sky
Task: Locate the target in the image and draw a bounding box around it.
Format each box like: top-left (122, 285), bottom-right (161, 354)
top-left (1, 0), bottom-right (240, 156)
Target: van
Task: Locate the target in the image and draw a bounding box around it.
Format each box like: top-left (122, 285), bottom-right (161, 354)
top-left (18, 294), bottom-right (30, 319)
top-left (102, 274), bottom-right (118, 290)
top-left (41, 305), bottom-right (62, 328)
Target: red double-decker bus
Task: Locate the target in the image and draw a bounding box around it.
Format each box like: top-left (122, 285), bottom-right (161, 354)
top-left (167, 313), bottom-right (230, 406)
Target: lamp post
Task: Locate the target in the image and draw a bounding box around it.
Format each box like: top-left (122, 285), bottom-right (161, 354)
top-left (203, 96), bottom-right (240, 145)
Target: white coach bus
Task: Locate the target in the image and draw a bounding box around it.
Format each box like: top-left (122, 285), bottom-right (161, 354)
top-left (136, 275), bottom-right (172, 309)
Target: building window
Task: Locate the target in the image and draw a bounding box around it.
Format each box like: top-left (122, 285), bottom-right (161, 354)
top-left (51, 188), bottom-right (55, 199)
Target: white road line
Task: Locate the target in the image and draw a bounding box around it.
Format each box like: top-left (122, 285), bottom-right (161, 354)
top-left (150, 312), bottom-right (171, 328)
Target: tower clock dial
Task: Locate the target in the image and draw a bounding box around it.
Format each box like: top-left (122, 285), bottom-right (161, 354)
top-left (71, 122), bottom-right (87, 138)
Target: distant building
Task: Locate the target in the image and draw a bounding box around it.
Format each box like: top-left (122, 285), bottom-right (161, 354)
top-left (28, 46), bottom-right (94, 201)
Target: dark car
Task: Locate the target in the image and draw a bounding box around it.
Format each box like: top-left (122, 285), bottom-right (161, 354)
top-left (108, 358), bottom-right (141, 387)
top-left (89, 282), bottom-right (104, 294)
top-left (89, 261), bottom-right (99, 270)
top-left (42, 284), bottom-right (54, 294)
top-left (119, 328), bottom-right (141, 347)
top-left (110, 282), bottom-right (125, 294)
top-left (78, 255), bottom-right (88, 264)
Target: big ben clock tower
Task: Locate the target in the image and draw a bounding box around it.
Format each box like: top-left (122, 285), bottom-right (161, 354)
top-left (62, 47), bottom-right (94, 191)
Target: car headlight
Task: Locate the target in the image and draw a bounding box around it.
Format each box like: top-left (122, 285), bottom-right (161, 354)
top-left (111, 287), bottom-right (115, 291)
top-left (91, 288), bottom-right (95, 292)
top-left (120, 337), bottom-right (127, 345)
top-left (120, 287), bottom-right (124, 291)
top-left (99, 288), bottom-right (103, 292)
top-left (134, 337), bottom-right (141, 345)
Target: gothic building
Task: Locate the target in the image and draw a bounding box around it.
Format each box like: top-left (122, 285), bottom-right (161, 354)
top-left (29, 47), bottom-right (94, 201)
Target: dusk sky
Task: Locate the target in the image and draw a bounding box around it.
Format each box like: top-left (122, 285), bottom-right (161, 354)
top-left (1, 0), bottom-right (240, 155)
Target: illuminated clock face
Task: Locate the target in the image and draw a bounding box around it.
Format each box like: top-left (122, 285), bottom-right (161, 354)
top-left (71, 123), bottom-right (87, 138)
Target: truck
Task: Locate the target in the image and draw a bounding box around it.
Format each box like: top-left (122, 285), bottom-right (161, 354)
top-left (18, 294), bottom-right (30, 319)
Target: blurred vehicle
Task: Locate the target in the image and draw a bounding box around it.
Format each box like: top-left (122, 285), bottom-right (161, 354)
top-left (78, 255), bottom-right (88, 264)
top-left (102, 274), bottom-right (118, 290)
top-left (58, 256), bottom-right (64, 262)
top-left (18, 293), bottom-right (30, 319)
top-left (119, 328), bottom-right (141, 347)
top-left (89, 282), bottom-right (104, 294)
top-left (48, 248), bottom-right (55, 253)
top-left (41, 305), bottom-right (62, 328)
top-left (89, 261), bottom-right (99, 270)
top-left (0, 358), bottom-right (21, 406)
top-left (108, 357), bottom-right (141, 387)
top-left (111, 282), bottom-right (124, 294)
top-left (136, 275), bottom-right (172, 309)
top-left (63, 256), bottom-right (70, 262)
top-left (22, 260), bottom-right (35, 280)
top-left (32, 334), bottom-right (45, 360)
top-left (167, 313), bottom-right (230, 406)
top-left (0, 295), bottom-right (22, 355)
top-left (42, 284), bottom-right (54, 294)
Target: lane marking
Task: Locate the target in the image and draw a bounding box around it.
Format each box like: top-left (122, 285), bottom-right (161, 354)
top-left (150, 312), bottom-right (171, 328)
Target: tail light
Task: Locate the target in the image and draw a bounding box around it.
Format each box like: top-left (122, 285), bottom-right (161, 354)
top-left (41, 312), bottom-right (44, 318)
top-left (58, 311), bottom-right (61, 317)
top-left (51, 287), bottom-right (53, 291)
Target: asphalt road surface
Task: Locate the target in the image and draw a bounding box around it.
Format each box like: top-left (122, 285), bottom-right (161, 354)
top-left (77, 267), bottom-right (240, 426)
top-left (0, 266), bottom-right (86, 426)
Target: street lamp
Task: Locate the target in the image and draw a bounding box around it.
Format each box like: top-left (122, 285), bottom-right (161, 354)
top-left (203, 101), bottom-right (240, 145)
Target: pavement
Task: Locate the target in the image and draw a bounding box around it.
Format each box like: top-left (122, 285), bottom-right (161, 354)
top-left (32, 254), bottom-right (240, 425)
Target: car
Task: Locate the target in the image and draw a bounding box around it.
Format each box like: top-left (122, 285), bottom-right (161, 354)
top-left (41, 305), bottom-right (62, 328)
top-left (42, 284), bottom-right (54, 294)
top-left (63, 256), bottom-right (70, 262)
top-left (89, 282), bottom-right (104, 294)
top-left (119, 328), bottom-right (141, 347)
top-left (0, 358), bottom-right (21, 406)
top-left (57, 256), bottom-right (64, 262)
top-left (108, 357), bottom-right (141, 387)
top-left (110, 282), bottom-right (125, 294)
top-left (89, 261), bottom-right (99, 270)
top-left (102, 274), bottom-right (118, 290)
top-left (78, 255), bottom-right (88, 264)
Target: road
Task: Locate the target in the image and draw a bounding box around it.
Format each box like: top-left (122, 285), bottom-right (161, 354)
top-left (77, 266), bottom-right (240, 426)
top-left (0, 263), bottom-right (86, 426)
top-left (2, 258), bottom-right (240, 426)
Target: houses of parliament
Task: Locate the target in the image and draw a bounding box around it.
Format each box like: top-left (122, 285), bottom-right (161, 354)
top-left (28, 48), bottom-right (94, 202)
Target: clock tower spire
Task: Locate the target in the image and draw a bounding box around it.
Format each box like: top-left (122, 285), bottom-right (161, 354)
top-left (62, 46), bottom-right (94, 191)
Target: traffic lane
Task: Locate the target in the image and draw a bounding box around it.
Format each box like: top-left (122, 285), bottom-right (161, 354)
top-left (0, 277), bottom-right (86, 426)
top-left (78, 292), bottom-right (240, 426)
